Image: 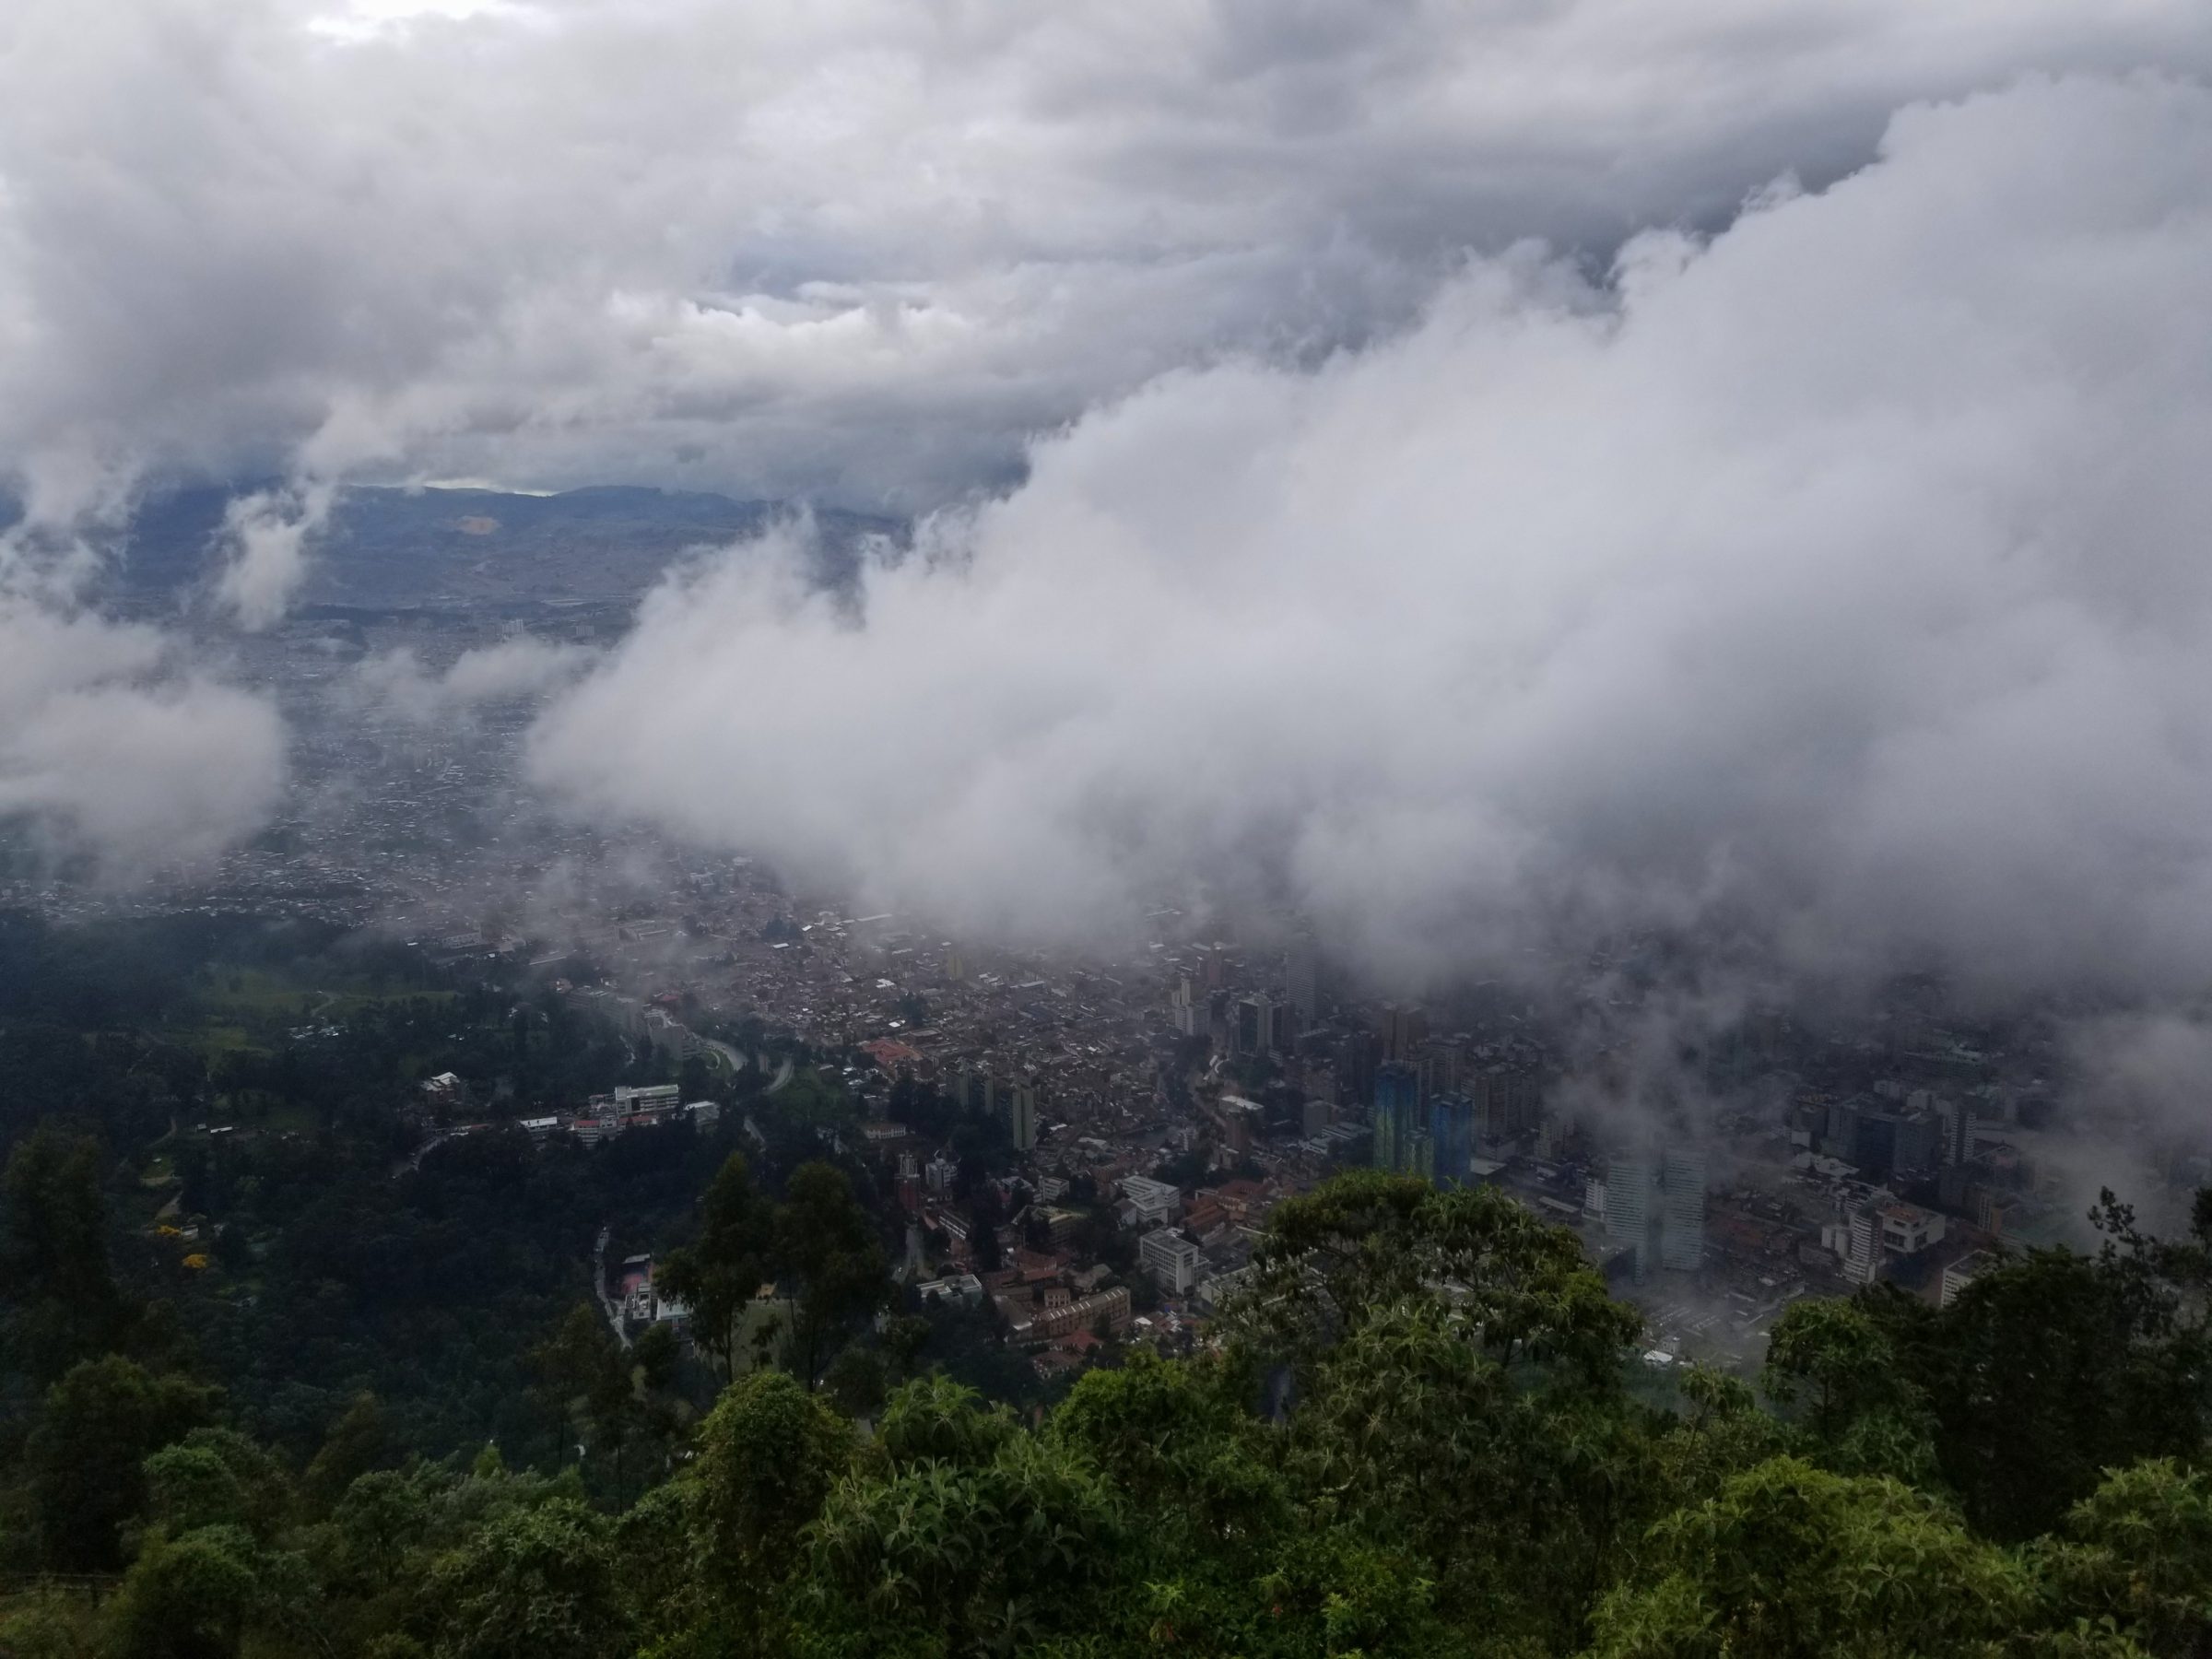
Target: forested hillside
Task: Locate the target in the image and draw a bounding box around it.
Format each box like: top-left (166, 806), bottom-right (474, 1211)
top-left (0, 911), bottom-right (777, 1466)
top-left (6, 1146), bottom-right (2212, 1658)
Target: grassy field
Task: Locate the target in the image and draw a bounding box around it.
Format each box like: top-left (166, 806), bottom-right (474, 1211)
top-left (181, 1022), bottom-right (258, 1057)
top-left (190, 966), bottom-right (456, 1019)
top-left (166, 965), bottom-right (456, 1060)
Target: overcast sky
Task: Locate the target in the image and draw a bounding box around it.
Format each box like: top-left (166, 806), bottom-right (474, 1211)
top-left (3, 0), bottom-right (2209, 997)
top-left (5, 0), bottom-right (2207, 522)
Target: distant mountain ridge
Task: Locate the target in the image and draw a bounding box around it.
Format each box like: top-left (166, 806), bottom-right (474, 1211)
top-left (101, 482), bottom-right (901, 607)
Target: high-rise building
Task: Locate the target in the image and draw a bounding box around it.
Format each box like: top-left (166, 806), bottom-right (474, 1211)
top-left (1936, 1096), bottom-right (1974, 1167)
top-left (1169, 972), bottom-right (1206, 1039)
top-left (1658, 1143), bottom-right (1708, 1271)
top-left (1371, 1062), bottom-right (1419, 1173)
top-left (1842, 1206), bottom-right (1880, 1286)
top-left (1232, 995), bottom-right (1266, 1056)
top-left (1605, 1149), bottom-right (1657, 1281)
top-left (1005, 1078), bottom-right (1038, 1153)
top-left (1822, 1096), bottom-right (1865, 1162)
top-left (1428, 1092), bottom-right (1475, 1186)
top-left (956, 1066), bottom-right (995, 1117)
top-left (1377, 1003), bottom-right (1429, 1066)
top-left (1469, 1066), bottom-right (1542, 1145)
top-left (1831, 1194), bottom-right (1948, 1286)
top-left (1891, 1109), bottom-right (1941, 1182)
top-left (1286, 935), bottom-right (1322, 1029)
top-left (1824, 1095), bottom-right (1925, 1178)
top-left (1335, 1029), bottom-right (1378, 1112)
top-left (1403, 1128), bottom-right (1435, 1181)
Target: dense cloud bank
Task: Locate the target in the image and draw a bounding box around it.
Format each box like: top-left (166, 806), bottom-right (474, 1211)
top-left (1, 2), bottom-right (2206, 893)
top-left (532, 76), bottom-right (2212, 1000)
top-left (0, 590), bottom-right (286, 872)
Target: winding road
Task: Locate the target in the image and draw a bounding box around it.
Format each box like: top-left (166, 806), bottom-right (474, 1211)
top-left (593, 1224), bottom-right (631, 1350)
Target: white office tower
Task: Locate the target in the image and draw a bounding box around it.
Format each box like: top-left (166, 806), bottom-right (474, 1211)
top-left (1658, 1144), bottom-right (1708, 1272)
top-left (1604, 1150), bottom-right (1657, 1280)
top-left (1843, 1207), bottom-right (1882, 1285)
top-left (1139, 1229), bottom-right (1202, 1295)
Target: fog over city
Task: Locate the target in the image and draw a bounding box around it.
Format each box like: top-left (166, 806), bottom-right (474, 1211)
top-left (26, 15), bottom-right (2212, 1626)
top-left (5, 4), bottom-right (2212, 1276)
top-left (533, 74), bottom-right (2212, 1012)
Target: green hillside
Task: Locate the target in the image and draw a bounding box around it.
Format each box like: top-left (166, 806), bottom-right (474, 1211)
top-left (6, 1159), bottom-right (2210, 1659)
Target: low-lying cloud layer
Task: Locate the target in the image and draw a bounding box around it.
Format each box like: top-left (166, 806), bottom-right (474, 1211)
top-left (1, 3), bottom-right (2206, 900)
top-left (346, 636), bottom-right (596, 726)
top-left (531, 76), bottom-right (2212, 999)
top-left (0, 589), bottom-right (286, 872)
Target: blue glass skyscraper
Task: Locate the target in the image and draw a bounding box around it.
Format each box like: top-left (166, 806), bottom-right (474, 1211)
top-left (1428, 1091), bottom-right (1474, 1186)
top-left (1371, 1062), bottom-right (1419, 1173)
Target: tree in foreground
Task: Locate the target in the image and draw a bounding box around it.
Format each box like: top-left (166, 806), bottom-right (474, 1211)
top-left (3, 1124), bottom-right (143, 1382)
top-left (28, 1355), bottom-right (215, 1571)
top-left (426, 1498), bottom-right (629, 1659)
top-left (775, 1160), bottom-right (891, 1388)
top-left (655, 1153), bottom-right (772, 1375)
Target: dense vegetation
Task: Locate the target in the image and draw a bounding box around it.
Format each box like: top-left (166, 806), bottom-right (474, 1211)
top-left (6, 912), bottom-right (2212, 1656)
top-left (0, 911), bottom-right (782, 1461)
top-left (7, 1151), bottom-right (2212, 1656)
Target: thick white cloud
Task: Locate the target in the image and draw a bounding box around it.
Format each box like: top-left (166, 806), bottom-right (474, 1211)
top-left (0, 3), bottom-right (2204, 904)
top-left (0, 595), bottom-right (287, 871)
top-left (214, 483), bottom-right (335, 630)
top-left (529, 76), bottom-right (2212, 997)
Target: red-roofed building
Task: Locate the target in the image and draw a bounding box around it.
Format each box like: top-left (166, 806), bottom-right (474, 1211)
top-left (1207, 1179), bottom-right (1274, 1227)
top-left (859, 1038), bottom-right (922, 1072)
top-left (1182, 1195), bottom-right (1229, 1238)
